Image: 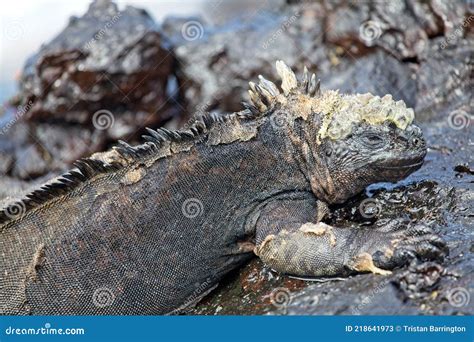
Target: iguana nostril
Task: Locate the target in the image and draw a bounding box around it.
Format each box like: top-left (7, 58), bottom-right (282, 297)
top-left (411, 137), bottom-right (421, 147)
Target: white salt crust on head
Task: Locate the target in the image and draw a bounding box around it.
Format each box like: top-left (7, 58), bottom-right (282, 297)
top-left (313, 90), bottom-right (415, 141)
top-left (246, 61), bottom-right (415, 142)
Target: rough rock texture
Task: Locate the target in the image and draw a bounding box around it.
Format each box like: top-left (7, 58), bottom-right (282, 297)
top-left (0, 118), bottom-right (107, 179)
top-left (20, 0), bottom-right (176, 125)
top-left (415, 38), bottom-right (473, 121)
top-left (169, 0), bottom-right (472, 118)
top-left (0, 0), bottom-right (181, 180)
top-left (162, 2), bottom-right (326, 114)
top-left (167, 1), bottom-right (464, 122)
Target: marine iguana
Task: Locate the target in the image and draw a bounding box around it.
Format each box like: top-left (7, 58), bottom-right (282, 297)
top-left (0, 61), bottom-right (447, 315)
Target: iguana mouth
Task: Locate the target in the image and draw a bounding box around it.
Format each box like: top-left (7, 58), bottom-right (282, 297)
top-left (378, 161), bottom-right (424, 170)
top-left (377, 153), bottom-right (425, 171)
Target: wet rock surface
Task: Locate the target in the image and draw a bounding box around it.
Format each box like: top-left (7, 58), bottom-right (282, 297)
top-left (1, 0), bottom-right (473, 315)
top-left (0, 105), bottom-right (108, 180)
top-left (415, 38), bottom-right (472, 121)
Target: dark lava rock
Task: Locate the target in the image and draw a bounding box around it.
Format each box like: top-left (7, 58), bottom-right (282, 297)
top-left (321, 50), bottom-right (417, 107)
top-left (395, 261), bottom-right (445, 300)
top-left (166, 2), bottom-right (327, 115)
top-left (414, 38), bottom-right (473, 121)
top-left (324, 0), bottom-right (466, 60)
top-left (20, 0), bottom-right (177, 128)
top-left (0, 106), bottom-right (106, 180)
top-left (0, 0), bottom-right (183, 180)
top-left (454, 164), bottom-right (474, 175)
top-left (167, 0), bottom-right (469, 117)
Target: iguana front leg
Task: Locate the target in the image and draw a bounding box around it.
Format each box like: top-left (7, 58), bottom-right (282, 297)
top-left (254, 197), bottom-right (447, 277)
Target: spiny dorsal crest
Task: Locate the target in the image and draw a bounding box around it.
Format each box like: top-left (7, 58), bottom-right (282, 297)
top-left (247, 60), bottom-right (320, 113)
top-left (248, 61), bottom-right (416, 143)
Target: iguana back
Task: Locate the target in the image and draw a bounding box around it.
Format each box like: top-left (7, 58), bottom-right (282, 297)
top-left (0, 111), bottom-right (308, 315)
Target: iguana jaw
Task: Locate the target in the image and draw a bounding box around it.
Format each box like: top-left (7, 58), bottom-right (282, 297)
top-left (374, 149), bottom-right (426, 182)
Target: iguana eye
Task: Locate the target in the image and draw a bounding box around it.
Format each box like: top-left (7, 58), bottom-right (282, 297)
top-left (361, 133), bottom-right (384, 147)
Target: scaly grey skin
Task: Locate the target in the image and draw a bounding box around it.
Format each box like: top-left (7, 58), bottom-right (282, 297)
top-left (0, 61), bottom-right (447, 315)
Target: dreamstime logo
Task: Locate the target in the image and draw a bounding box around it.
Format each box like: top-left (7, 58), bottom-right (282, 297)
top-left (270, 287), bottom-right (292, 308)
top-left (92, 287), bottom-right (115, 308)
top-left (270, 112), bottom-right (287, 130)
top-left (262, 12), bottom-right (300, 49)
top-left (447, 287), bottom-right (470, 307)
top-left (359, 20), bottom-right (383, 45)
top-left (0, 99), bottom-right (34, 135)
top-left (181, 198), bottom-right (204, 218)
top-left (359, 198), bottom-right (382, 219)
top-left (448, 109), bottom-right (471, 130)
top-left (181, 20), bottom-right (204, 41)
top-left (3, 19), bottom-right (24, 40)
top-left (184, 277), bottom-right (212, 308)
top-left (195, 101), bottom-right (212, 117)
top-left (92, 110), bottom-right (115, 130)
top-left (84, 12), bottom-right (122, 51)
top-left (4, 201), bottom-right (26, 220)
top-left (351, 278), bottom-right (390, 314)
top-left (440, 15), bottom-right (473, 49)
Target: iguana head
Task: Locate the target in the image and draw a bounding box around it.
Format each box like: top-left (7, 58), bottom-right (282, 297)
top-left (247, 61), bottom-right (426, 204)
top-left (308, 88), bottom-right (426, 204)
top-left (316, 117), bottom-right (426, 203)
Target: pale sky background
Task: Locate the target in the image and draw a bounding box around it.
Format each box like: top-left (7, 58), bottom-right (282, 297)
top-left (0, 0), bottom-right (211, 103)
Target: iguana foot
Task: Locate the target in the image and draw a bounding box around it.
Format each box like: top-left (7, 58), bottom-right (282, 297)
top-left (256, 222), bottom-right (447, 277)
top-left (371, 223), bottom-right (448, 270)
